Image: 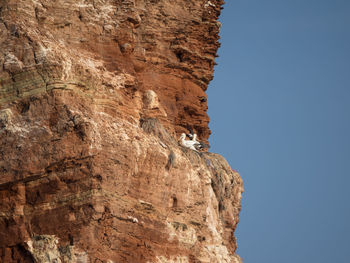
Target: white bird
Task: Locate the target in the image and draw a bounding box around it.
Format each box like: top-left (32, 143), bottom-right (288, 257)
top-left (180, 133), bottom-right (210, 151)
top-left (179, 133), bottom-right (199, 151)
top-left (186, 127), bottom-right (195, 140)
top-left (192, 133), bottom-right (198, 141)
top-left (190, 133), bottom-right (210, 151)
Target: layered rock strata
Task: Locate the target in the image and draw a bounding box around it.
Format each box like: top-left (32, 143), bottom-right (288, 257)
top-left (0, 0), bottom-right (243, 262)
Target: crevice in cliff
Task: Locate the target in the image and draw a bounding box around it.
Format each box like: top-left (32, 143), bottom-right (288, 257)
top-left (0, 155), bottom-right (94, 193)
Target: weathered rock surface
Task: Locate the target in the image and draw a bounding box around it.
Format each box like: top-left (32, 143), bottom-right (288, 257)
top-left (0, 0), bottom-right (243, 262)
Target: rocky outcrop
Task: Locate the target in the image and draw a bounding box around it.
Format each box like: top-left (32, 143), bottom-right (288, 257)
top-left (0, 0), bottom-right (243, 262)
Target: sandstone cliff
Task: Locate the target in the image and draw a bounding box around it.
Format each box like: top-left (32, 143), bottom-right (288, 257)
top-left (0, 1), bottom-right (243, 262)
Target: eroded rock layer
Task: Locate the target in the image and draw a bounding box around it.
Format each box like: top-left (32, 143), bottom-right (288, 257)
top-left (0, 0), bottom-right (243, 262)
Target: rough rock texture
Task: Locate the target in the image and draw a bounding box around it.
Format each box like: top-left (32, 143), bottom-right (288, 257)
top-left (0, 0), bottom-right (243, 262)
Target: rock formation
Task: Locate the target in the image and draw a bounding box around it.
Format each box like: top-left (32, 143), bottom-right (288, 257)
top-left (0, 0), bottom-right (243, 262)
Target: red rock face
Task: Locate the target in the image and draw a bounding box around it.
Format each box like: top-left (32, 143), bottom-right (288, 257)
top-left (0, 1), bottom-right (243, 262)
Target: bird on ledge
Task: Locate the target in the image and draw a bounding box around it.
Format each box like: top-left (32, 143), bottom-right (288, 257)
top-left (179, 133), bottom-right (210, 152)
top-left (190, 133), bottom-right (210, 151)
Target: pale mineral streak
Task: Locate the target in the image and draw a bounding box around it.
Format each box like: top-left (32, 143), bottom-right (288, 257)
top-left (0, 0), bottom-right (243, 262)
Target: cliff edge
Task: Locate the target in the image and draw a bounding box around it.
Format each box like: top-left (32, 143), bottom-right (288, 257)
top-left (0, 1), bottom-right (243, 262)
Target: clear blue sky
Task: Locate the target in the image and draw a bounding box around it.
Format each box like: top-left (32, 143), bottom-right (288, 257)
top-left (207, 1), bottom-right (350, 262)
